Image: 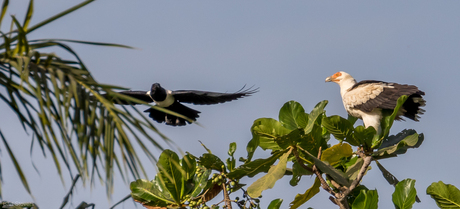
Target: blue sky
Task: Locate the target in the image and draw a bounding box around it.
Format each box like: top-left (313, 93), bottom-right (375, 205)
top-left (1, 1), bottom-right (460, 208)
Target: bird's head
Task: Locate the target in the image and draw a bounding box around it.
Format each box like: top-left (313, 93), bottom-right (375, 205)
top-left (149, 83), bottom-right (167, 101)
top-left (325, 71), bottom-right (354, 84)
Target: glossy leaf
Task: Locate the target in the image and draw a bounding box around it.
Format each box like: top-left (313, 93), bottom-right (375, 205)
top-left (247, 149), bottom-right (292, 198)
top-left (268, 198), bottom-right (283, 209)
top-left (373, 132), bottom-right (423, 160)
top-left (250, 118), bottom-right (291, 151)
top-left (190, 169), bottom-right (212, 198)
top-left (300, 147), bottom-right (350, 187)
top-left (376, 161), bottom-right (421, 203)
top-left (157, 150), bottom-right (184, 204)
top-left (227, 149), bottom-right (289, 179)
top-left (379, 95), bottom-right (408, 140)
top-left (305, 100), bottom-right (327, 134)
top-left (345, 158), bottom-right (364, 181)
top-left (352, 125), bottom-right (376, 148)
top-left (228, 142), bottom-right (237, 156)
top-left (352, 189), bottom-right (379, 209)
top-left (393, 179), bottom-right (417, 209)
top-left (427, 181), bottom-right (460, 208)
top-left (290, 177), bottom-right (321, 209)
top-left (181, 154), bottom-right (196, 181)
top-left (199, 153), bottom-right (225, 172)
top-left (322, 115), bottom-right (353, 142)
top-left (279, 100), bottom-right (308, 130)
top-left (321, 143), bottom-right (353, 166)
top-left (130, 179), bottom-right (172, 207)
top-left (276, 129), bottom-right (302, 149)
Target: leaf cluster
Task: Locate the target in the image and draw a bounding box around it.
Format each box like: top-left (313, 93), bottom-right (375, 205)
top-left (130, 99), bottom-right (431, 209)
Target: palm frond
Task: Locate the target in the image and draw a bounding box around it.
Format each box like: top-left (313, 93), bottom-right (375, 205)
top-left (0, 0), bottom-right (171, 198)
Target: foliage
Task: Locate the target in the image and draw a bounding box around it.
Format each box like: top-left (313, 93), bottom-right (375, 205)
top-left (130, 100), bottom-right (436, 209)
top-left (427, 181), bottom-right (460, 208)
top-left (0, 0), bottom-right (172, 198)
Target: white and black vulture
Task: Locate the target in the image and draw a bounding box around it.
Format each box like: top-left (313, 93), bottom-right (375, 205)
top-left (325, 71), bottom-right (425, 134)
top-left (110, 83), bottom-right (257, 126)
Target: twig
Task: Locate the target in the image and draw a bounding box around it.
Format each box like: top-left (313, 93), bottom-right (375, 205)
top-left (59, 174), bottom-right (81, 209)
top-left (343, 151), bottom-right (372, 197)
top-left (109, 194), bottom-right (131, 209)
top-left (292, 147), bottom-right (314, 173)
top-left (294, 146), bottom-right (337, 197)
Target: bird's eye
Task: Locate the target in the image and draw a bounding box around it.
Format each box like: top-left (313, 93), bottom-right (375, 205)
top-left (334, 72), bottom-right (342, 78)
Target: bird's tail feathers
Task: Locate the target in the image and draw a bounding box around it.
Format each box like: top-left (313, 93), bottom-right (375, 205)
top-left (144, 102), bottom-right (200, 126)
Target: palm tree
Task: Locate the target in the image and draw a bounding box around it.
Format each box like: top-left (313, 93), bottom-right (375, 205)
top-left (0, 0), bottom-right (174, 198)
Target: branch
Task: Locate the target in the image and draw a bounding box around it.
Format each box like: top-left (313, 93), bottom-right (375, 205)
top-left (222, 181), bottom-right (233, 209)
top-left (344, 151), bottom-right (372, 196)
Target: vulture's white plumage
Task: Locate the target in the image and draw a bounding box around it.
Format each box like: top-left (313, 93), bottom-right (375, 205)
top-left (326, 71), bottom-right (425, 134)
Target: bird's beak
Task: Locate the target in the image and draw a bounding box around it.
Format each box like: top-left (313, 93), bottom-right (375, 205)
top-left (325, 76), bottom-right (333, 82)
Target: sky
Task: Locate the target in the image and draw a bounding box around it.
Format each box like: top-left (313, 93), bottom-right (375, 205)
top-left (1, 1), bottom-right (460, 208)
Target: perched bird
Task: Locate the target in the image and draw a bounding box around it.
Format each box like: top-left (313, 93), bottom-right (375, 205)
top-left (110, 83), bottom-right (257, 126)
top-left (325, 71), bottom-right (425, 134)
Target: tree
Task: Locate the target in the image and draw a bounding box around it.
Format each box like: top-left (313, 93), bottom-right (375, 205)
top-left (0, 0), bottom-right (174, 199)
top-left (131, 100), bottom-right (460, 209)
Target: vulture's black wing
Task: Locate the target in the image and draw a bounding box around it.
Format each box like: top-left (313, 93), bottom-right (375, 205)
top-left (352, 80), bottom-right (425, 121)
top-left (171, 86), bottom-right (258, 105)
top-left (110, 90), bottom-right (153, 105)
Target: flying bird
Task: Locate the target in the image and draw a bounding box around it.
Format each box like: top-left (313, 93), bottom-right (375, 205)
top-left (325, 71), bottom-right (425, 134)
top-left (110, 83), bottom-right (258, 126)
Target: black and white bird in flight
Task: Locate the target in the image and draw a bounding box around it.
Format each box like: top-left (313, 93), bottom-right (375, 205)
top-left (326, 71), bottom-right (425, 134)
top-left (110, 83), bottom-right (258, 126)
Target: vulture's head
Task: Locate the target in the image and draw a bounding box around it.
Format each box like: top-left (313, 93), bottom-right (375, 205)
top-left (325, 71), bottom-right (354, 84)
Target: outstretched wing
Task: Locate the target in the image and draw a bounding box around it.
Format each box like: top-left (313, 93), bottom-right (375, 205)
top-left (171, 86), bottom-right (258, 105)
top-left (110, 90), bottom-right (153, 105)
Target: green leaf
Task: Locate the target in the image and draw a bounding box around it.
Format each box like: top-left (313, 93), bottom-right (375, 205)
top-left (300, 147), bottom-right (351, 187)
top-left (322, 115), bottom-right (353, 142)
top-left (321, 143), bottom-right (353, 166)
top-left (251, 118), bottom-right (292, 151)
top-left (352, 189), bottom-right (379, 209)
top-left (379, 95), bottom-right (408, 139)
top-left (190, 169), bottom-right (211, 198)
top-left (228, 142), bottom-right (237, 156)
top-left (247, 149), bottom-right (292, 198)
top-left (290, 161), bottom-right (313, 186)
top-left (26, 0), bottom-right (95, 35)
top-left (373, 132), bottom-right (423, 160)
top-left (130, 179), bottom-right (173, 206)
top-left (352, 125), bottom-right (376, 148)
top-left (0, 130), bottom-right (31, 196)
top-left (375, 160), bottom-right (398, 186)
top-left (427, 181), bottom-right (460, 208)
top-left (23, 0), bottom-right (33, 30)
top-left (393, 179), bottom-right (417, 209)
top-left (181, 154), bottom-right (196, 181)
top-left (0, 0), bottom-right (8, 28)
top-left (305, 100), bottom-right (327, 134)
top-left (279, 101), bottom-right (308, 130)
top-left (199, 153), bottom-right (226, 172)
top-left (276, 129), bottom-right (302, 149)
top-left (268, 198), bottom-right (283, 209)
top-left (157, 150), bottom-right (184, 204)
top-left (345, 158), bottom-right (366, 181)
top-left (227, 149), bottom-right (289, 179)
top-left (290, 177), bottom-right (321, 209)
